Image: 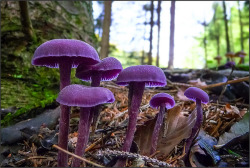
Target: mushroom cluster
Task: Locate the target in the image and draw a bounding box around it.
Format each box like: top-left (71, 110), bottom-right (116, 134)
top-left (32, 39), bottom-right (210, 167)
top-left (32, 39), bottom-right (121, 167)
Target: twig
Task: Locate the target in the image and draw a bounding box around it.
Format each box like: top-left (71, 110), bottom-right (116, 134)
top-left (96, 149), bottom-right (172, 167)
top-left (52, 145), bottom-right (104, 167)
top-left (108, 104), bottom-right (150, 126)
top-left (85, 133), bottom-right (112, 152)
top-left (200, 76), bottom-right (249, 90)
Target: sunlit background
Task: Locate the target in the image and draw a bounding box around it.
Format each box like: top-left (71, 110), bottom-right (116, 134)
top-left (93, 1), bottom-right (249, 68)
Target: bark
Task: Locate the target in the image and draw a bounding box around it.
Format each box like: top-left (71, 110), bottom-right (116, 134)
top-left (222, 1), bottom-right (231, 61)
top-left (148, 0), bottom-right (154, 65)
top-left (168, 0), bottom-right (175, 69)
top-left (18, 1), bottom-right (36, 42)
top-left (100, 1), bottom-right (112, 59)
top-left (156, 0), bottom-right (161, 67)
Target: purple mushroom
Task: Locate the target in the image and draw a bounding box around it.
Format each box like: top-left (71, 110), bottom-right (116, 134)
top-left (32, 39), bottom-right (100, 167)
top-left (76, 57), bottom-right (123, 133)
top-left (115, 65), bottom-right (166, 167)
top-left (149, 93), bottom-right (175, 154)
top-left (184, 87), bottom-right (209, 155)
top-left (56, 84), bottom-right (115, 167)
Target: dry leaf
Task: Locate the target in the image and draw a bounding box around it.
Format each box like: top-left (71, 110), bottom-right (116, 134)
top-left (134, 105), bottom-right (197, 158)
top-left (176, 87), bottom-right (190, 101)
top-left (224, 103), bottom-right (241, 119)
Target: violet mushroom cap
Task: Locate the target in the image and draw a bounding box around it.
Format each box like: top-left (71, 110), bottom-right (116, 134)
top-left (32, 39), bottom-right (100, 67)
top-left (56, 84), bottom-right (115, 106)
top-left (149, 93), bottom-right (175, 154)
top-left (184, 87), bottom-right (209, 104)
top-left (56, 84), bottom-right (115, 167)
top-left (75, 57), bottom-right (123, 81)
top-left (225, 61), bottom-right (236, 68)
top-left (150, 93), bottom-right (175, 109)
top-left (116, 65), bottom-right (167, 87)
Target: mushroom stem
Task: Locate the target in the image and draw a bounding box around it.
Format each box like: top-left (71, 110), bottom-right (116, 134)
top-left (72, 107), bottom-right (91, 167)
top-left (114, 82), bottom-right (145, 167)
top-left (91, 72), bottom-right (102, 87)
top-left (57, 63), bottom-right (72, 167)
top-left (90, 72), bottom-right (102, 134)
top-left (150, 103), bottom-right (166, 155)
top-left (185, 99), bottom-right (202, 154)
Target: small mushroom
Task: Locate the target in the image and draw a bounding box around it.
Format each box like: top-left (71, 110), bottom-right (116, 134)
top-left (115, 65), bottom-right (166, 167)
top-left (32, 39), bottom-right (100, 167)
top-left (225, 51), bottom-right (235, 62)
top-left (149, 93), bottom-right (175, 154)
top-left (56, 84), bottom-right (115, 167)
top-left (235, 50), bottom-right (247, 64)
top-left (183, 87), bottom-right (209, 155)
top-left (224, 61), bottom-right (236, 69)
top-left (76, 57), bottom-right (123, 133)
top-left (76, 57), bottom-right (123, 87)
top-left (214, 55), bottom-right (222, 66)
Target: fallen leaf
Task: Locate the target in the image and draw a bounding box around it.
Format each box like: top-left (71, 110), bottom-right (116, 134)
top-left (224, 103), bottom-right (241, 119)
top-left (134, 105), bottom-right (196, 158)
top-left (217, 112), bottom-right (249, 145)
top-left (176, 87), bottom-right (190, 101)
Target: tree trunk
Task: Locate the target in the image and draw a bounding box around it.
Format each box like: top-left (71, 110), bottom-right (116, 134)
top-left (238, 1), bottom-right (245, 63)
top-left (156, 0), bottom-right (161, 67)
top-left (203, 34), bottom-right (208, 68)
top-left (222, 1), bottom-right (230, 61)
top-left (148, 0), bottom-right (154, 65)
top-left (18, 1), bottom-right (36, 42)
top-left (216, 36), bottom-right (220, 56)
top-left (168, 0), bottom-right (175, 69)
top-left (100, 1), bottom-right (112, 59)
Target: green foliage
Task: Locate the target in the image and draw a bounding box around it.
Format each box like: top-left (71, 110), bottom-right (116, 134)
top-left (194, 1), bottom-right (249, 69)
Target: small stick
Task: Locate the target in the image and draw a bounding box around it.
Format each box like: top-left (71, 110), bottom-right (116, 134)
top-left (52, 145), bottom-right (104, 167)
top-left (200, 76), bottom-right (249, 90)
top-left (149, 151), bottom-right (160, 158)
top-left (108, 104), bottom-right (150, 126)
top-left (85, 133), bottom-right (112, 152)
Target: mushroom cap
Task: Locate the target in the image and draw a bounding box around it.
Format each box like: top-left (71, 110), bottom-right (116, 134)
top-left (149, 93), bottom-right (175, 109)
top-left (116, 65), bottom-right (167, 87)
top-left (56, 84), bottom-right (115, 107)
top-left (75, 57), bottom-right (123, 81)
top-left (225, 52), bottom-right (235, 58)
top-left (184, 87), bottom-right (209, 104)
top-left (235, 50), bottom-right (247, 58)
top-left (32, 39), bottom-right (100, 68)
top-left (224, 61), bottom-right (236, 68)
top-left (214, 55), bottom-right (222, 60)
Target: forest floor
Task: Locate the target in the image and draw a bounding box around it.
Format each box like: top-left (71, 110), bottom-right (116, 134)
top-left (0, 69), bottom-right (249, 167)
